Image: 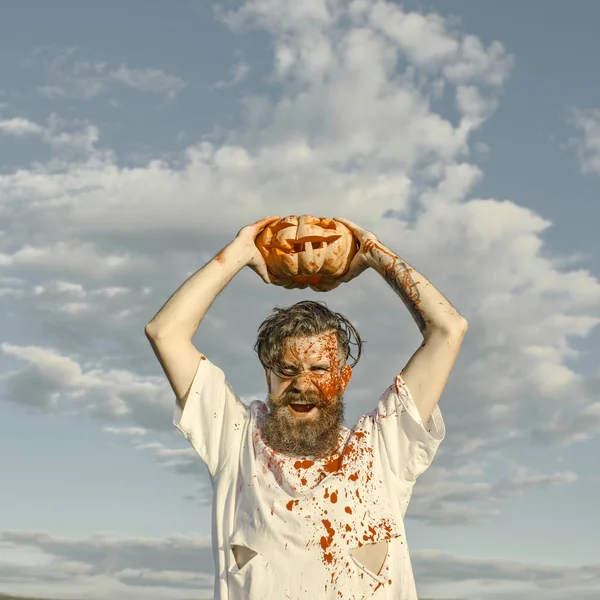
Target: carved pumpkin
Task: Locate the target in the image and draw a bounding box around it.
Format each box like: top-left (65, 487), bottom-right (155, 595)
top-left (255, 215), bottom-right (358, 289)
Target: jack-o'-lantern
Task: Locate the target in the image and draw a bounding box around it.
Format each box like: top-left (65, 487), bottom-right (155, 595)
top-left (255, 215), bottom-right (358, 289)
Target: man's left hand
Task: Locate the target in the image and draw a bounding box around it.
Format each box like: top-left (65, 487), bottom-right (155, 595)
top-left (332, 216), bottom-right (379, 284)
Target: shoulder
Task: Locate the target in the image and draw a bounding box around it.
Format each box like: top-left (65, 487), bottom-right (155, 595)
top-left (249, 399), bottom-right (268, 417)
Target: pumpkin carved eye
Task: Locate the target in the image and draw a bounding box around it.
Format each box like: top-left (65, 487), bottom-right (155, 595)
top-left (255, 214), bottom-right (357, 290)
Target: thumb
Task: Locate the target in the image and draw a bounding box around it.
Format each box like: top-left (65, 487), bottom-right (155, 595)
top-left (248, 261), bottom-right (273, 284)
top-left (258, 264), bottom-right (273, 284)
top-left (338, 257), bottom-right (369, 283)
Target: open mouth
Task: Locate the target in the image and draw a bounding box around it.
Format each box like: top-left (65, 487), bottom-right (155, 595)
top-left (289, 403), bottom-right (317, 417)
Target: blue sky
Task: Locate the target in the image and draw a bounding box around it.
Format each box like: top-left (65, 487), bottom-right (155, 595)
top-left (1, 1), bottom-right (600, 599)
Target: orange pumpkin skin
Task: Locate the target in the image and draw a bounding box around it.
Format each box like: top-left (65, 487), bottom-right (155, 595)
top-left (255, 215), bottom-right (358, 289)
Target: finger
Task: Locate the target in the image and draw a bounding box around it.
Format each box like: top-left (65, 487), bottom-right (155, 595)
top-left (338, 261), bottom-right (369, 283)
top-left (259, 266), bottom-right (273, 284)
top-left (248, 216), bottom-right (281, 236)
top-left (253, 215), bottom-right (281, 226)
top-left (333, 216), bottom-right (361, 232)
top-left (248, 262), bottom-right (270, 284)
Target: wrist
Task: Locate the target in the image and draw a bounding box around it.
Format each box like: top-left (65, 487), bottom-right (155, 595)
top-left (363, 239), bottom-right (396, 273)
top-left (215, 238), bottom-right (255, 269)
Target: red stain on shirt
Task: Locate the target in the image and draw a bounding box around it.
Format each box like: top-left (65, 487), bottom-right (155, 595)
top-left (294, 459), bottom-right (315, 470)
top-left (320, 519), bottom-right (336, 564)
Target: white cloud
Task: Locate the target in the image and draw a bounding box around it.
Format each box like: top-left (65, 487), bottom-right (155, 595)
top-left (2, 529), bottom-right (599, 600)
top-left (37, 84), bottom-right (67, 98)
top-left (0, 241), bottom-right (143, 277)
top-left (413, 550), bottom-right (600, 599)
top-left (213, 58), bottom-right (251, 89)
top-left (0, 117), bottom-right (44, 136)
top-left (534, 400), bottom-right (600, 445)
top-left (27, 46), bottom-right (187, 101)
top-left (109, 64), bottom-right (187, 98)
top-left (104, 426), bottom-right (149, 436)
top-left (410, 464), bottom-right (578, 526)
top-left (0, 343), bottom-right (171, 427)
top-left (0, 530), bottom-right (214, 599)
top-left (569, 107), bottom-right (600, 175)
top-left (133, 440), bottom-right (205, 476)
top-left (0, 114), bottom-right (99, 155)
top-left (1, 0), bottom-right (600, 542)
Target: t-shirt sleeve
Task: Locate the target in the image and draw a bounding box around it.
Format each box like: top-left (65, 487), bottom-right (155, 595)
top-left (173, 356), bottom-right (248, 475)
top-left (371, 373), bottom-right (445, 483)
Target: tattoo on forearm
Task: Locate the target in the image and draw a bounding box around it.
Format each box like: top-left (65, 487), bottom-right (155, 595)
top-left (365, 240), bottom-right (427, 332)
top-left (385, 262), bottom-right (427, 332)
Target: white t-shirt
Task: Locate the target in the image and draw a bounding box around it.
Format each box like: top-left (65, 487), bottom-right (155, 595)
top-left (174, 356), bottom-right (445, 600)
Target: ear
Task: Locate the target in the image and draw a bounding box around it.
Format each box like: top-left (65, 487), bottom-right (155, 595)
top-left (341, 365), bottom-right (352, 390)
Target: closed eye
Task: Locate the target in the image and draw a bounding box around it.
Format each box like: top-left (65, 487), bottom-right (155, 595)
top-left (276, 366), bottom-right (329, 377)
top-left (278, 369), bottom-right (298, 378)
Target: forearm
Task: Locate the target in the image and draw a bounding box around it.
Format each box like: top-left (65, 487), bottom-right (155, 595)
top-left (145, 239), bottom-right (251, 340)
top-left (364, 240), bottom-right (467, 338)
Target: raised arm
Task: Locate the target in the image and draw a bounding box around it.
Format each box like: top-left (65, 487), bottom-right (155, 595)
top-left (144, 216), bottom-right (280, 408)
top-left (334, 217), bottom-right (468, 424)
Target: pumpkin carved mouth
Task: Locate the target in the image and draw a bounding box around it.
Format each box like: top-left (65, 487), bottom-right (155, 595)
top-left (255, 215), bottom-right (357, 290)
top-left (263, 235), bottom-right (342, 254)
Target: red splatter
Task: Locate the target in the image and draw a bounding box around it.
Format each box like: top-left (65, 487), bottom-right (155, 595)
top-left (294, 459), bottom-right (315, 469)
top-left (330, 491), bottom-right (338, 504)
top-left (345, 506), bottom-right (352, 514)
top-left (200, 356), bottom-right (206, 361)
top-left (348, 472), bottom-right (358, 482)
top-left (286, 499), bottom-right (298, 511)
top-left (320, 519), bottom-right (336, 564)
top-left (322, 455), bottom-right (342, 473)
top-left (214, 248), bottom-right (227, 265)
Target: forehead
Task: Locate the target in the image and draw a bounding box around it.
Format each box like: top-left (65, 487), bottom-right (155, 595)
top-left (282, 332), bottom-right (340, 363)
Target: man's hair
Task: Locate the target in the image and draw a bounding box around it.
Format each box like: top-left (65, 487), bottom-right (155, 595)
top-left (253, 300), bottom-right (364, 374)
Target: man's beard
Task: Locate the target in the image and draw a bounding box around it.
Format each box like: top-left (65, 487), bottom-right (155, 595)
top-left (260, 389), bottom-right (345, 458)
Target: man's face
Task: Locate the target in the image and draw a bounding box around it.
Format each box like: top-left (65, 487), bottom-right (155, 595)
top-left (261, 331), bottom-right (352, 457)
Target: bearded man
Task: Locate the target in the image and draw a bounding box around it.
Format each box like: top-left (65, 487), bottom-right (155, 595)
top-left (145, 216), bottom-right (468, 600)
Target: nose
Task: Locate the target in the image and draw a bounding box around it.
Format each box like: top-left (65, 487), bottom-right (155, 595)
top-left (292, 372), bottom-right (314, 393)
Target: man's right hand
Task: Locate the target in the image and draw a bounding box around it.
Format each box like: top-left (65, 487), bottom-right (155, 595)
top-left (234, 216), bottom-right (281, 284)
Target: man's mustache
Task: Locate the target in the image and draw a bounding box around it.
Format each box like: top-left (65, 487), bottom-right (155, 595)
top-left (272, 391), bottom-right (326, 407)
